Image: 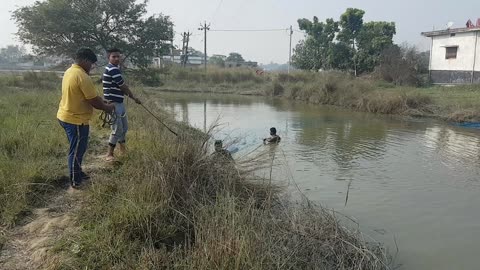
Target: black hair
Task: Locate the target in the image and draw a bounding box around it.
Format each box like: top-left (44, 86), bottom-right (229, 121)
top-left (214, 140), bottom-right (223, 146)
top-left (270, 127), bottom-right (277, 134)
top-left (75, 48), bottom-right (97, 63)
top-left (107, 48), bottom-right (122, 55)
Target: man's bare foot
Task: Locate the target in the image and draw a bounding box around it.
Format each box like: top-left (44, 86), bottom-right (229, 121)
top-left (106, 144), bottom-right (115, 161)
top-left (118, 143), bottom-right (127, 156)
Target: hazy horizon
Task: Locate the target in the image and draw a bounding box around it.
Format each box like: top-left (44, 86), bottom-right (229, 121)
top-left (2, 0), bottom-right (480, 64)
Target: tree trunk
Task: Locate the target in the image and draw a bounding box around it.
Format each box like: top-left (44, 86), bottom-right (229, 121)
top-left (353, 40), bottom-right (357, 77)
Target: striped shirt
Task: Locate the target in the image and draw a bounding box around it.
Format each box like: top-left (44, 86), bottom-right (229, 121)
top-left (103, 63), bottom-right (125, 103)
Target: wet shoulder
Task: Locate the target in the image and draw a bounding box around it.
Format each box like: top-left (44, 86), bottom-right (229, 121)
top-left (270, 135), bottom-right (281, 143)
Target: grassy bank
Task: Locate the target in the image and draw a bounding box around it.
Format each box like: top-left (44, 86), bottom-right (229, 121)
top-left (0, 73), bottom-right (64, 227)
top-left (0, 75), bottom-right (389, 269)
top-left (151, 67), bottom-right (480, 122)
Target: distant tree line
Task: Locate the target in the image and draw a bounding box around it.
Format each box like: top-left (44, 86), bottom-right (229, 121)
top-left (0, 45), bottom-right (27, 64)
top-left (209, 53), bottom-right (248, 67)
top-left (292, 8), bottom-right (429, 85)
top-left (13, 0), bottom-right (174, 68)
top-left (292, 8), bottom-right (396, 75)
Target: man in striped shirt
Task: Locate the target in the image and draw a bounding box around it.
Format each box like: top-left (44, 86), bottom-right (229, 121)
top-left (103, 48), bottom-right (141, 161)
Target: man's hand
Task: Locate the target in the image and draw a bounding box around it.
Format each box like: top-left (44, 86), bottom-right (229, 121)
top-left (87, 96), bottom-right (115, 113)
top-left (105, 103), bottom-right (115, 113)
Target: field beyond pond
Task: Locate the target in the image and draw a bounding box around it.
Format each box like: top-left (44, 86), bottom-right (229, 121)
top-left (142, 67), bottom-right (480, 123)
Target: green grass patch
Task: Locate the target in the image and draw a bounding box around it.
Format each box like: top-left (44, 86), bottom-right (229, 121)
top-left (0, 77), bottom-right (64, 226)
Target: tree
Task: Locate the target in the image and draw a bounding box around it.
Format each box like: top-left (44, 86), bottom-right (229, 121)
top-left (209, 55), bottom-right (225, 67)
top-left (337, 8), bottom-right (365, 76)
top-left (13, 0), bottom-right (174, 68)
top-left (293, 17), bottom-right (338, 70)
top-left (292, 8), bottom-right (396, 75)
top-left (376, 44), bottom-right (428, 86)
top-left (328, 42), bottom-right (354, 71)
top-left (226, 52), bottom-right (244, 63)
top-left (292, 39), bottom-right (318, 70)
top-left (356, 21), bottom-right (396, 73)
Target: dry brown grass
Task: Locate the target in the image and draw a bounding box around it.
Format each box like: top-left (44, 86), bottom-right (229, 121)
top-left (270, 72), bottom-right (434, 117)
top-left (40, 98), bottom-right (390, 269)
top-left (0, 76), bottom-right (390, 269)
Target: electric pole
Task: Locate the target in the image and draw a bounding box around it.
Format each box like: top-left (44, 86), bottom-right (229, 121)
top-left (181, 32), bottom-right (186, 67)
top-left (197, 22), bottom-right (210, 131)
top-left (170, 39), bottom-right (174, 63)
top-left (181, 32), bottom-right (191, 67)
top-left (199, 21), bottom-right (210, 71)
top-left (288, 25), bottom-right (293, 74)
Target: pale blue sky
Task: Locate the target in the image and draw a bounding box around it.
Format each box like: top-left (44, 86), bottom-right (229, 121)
top-left (2, 0), bottom-right (480, 63)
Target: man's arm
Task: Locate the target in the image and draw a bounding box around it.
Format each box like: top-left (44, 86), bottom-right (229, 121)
top-left (111, 70), bottom-right (141, 104)
top-left (86, 96), bottom-right (114, 112)
top-left (119, 84), bottom-right (141, 104)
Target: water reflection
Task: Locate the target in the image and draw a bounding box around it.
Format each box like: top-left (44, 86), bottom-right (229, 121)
top-left (154, 92), bottom-right (480, 270)
top-left (424, 126), bottom-right (480, 163)
top-left (158, 92), bottom-right (480, 186)
top-left (423, 126), bottom-right (480, 186)
top-left (292, 109), bottom-right (389, 172)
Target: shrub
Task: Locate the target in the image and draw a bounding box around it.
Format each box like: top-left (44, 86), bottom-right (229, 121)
top-left (127, 68), bottom-right (163, 87)
top-left (375, 45), bottom-right (430, 86)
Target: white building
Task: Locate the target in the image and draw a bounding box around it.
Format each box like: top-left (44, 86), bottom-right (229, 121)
top-left (422, 24), bottom-right (480, 84)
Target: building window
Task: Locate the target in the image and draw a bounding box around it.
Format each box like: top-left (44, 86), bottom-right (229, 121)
top-left (445, 46), bottom-right (458, 59)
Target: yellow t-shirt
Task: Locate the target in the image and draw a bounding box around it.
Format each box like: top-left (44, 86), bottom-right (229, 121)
top-left (57, 64), bottom-right (98, 125)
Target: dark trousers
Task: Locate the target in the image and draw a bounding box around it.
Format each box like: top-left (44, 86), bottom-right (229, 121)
top-left (58, 120), bottom-right (89, 185)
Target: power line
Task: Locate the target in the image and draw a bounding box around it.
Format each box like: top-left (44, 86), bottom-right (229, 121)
top-left (210, 0), bottom-right (224, 22)
top-left (209, 28), bottom-right (289, 32)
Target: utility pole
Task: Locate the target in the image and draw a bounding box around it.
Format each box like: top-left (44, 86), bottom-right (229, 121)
top-left (185, 32), bottom-right (190, 67)
top-left (199, 21), bottom-right (210, 71)
top-left (198, 22), bottom-right (210, 131)
top-left (181, 32), bottom-right (186, 67)
top-left (170, 39), bottom-right (174, 63)
top-left (288, 25), bottom-right (293, 74)
top-left (181, 32), bottom-right (191, 67)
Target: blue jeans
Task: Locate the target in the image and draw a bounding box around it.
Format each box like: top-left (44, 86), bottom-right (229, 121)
top-left (109, 102), bottom-right (128, 146)
top-left (58, 120), bottom-right (89, 185)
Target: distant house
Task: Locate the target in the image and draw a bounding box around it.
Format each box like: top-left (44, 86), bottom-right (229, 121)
top-left (422, 19), bottom-right (480, 84)
top-left (153, 48), bottom-right (205, 68)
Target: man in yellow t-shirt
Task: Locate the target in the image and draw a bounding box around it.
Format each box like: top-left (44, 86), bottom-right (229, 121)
top-left (57, 48), bottom-right (114, 189)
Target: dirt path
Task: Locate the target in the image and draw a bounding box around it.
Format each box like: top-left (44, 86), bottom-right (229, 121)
top-left (0, 187), bottom-right (79, 269)
top-left (0, 154), bottom-right (107, 270)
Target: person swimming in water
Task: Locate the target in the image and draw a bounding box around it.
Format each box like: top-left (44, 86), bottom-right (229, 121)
top-left (263, 127), bottom-right (281, 144)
